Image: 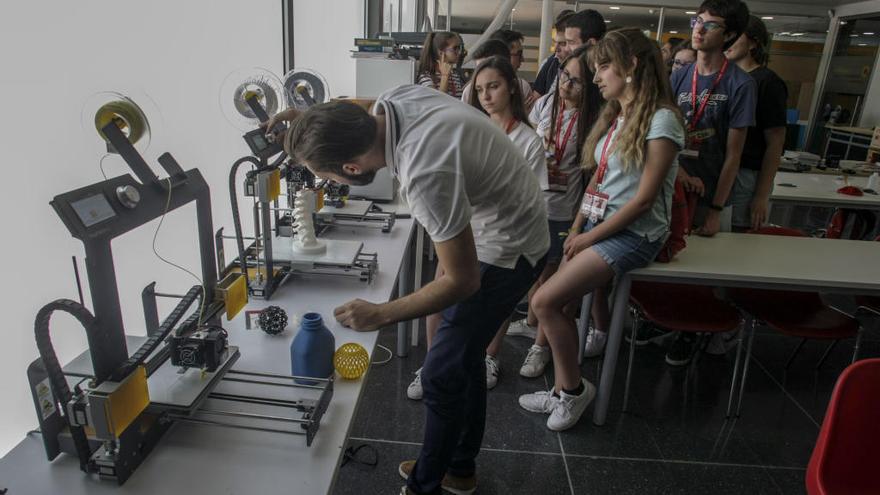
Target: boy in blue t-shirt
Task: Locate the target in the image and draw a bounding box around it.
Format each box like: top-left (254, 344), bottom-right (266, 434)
top-left (670, 0), bottom-right (756, 237)
top-left (664, 0), bottom-right (755, 367)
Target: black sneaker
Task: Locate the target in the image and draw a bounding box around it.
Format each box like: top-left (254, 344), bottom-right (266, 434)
top-left (514, 301), bottom-right (529, 315)
top-left (665, 333), bottom-right (696, 366)
top-left (625, 319), bottom-right (662, 346)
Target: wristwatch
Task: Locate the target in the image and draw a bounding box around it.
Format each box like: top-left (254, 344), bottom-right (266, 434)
top-left (709, 203), bottom-right (724, 212)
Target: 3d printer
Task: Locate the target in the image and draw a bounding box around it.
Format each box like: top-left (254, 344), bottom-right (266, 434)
top-left (219, 69), bottom-right (394, 300)
top-left (26, 97), bottom-right (333, 485)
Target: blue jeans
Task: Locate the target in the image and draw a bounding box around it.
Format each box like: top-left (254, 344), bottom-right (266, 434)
top-left (408, 255), bottom-right (546, 495)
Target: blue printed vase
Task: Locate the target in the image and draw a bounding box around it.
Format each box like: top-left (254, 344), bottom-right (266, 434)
top-left (290, 312), bottom-right (335, 385)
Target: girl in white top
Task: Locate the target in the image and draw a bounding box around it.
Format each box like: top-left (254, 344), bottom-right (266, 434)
top-left (405, 56), bottom-right (548, 397)
top-left (519, 28), bottom-right (685, 431)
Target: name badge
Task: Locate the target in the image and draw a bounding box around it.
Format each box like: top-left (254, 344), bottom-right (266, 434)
top-left (580, 190), bottom-right (609, 223)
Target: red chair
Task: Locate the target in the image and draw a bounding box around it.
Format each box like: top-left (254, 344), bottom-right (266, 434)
top-left (806, 358), bottom-right (880, 495)
top-left (728, 227), bottom-right (863, 415)
top-left (625, 282), bottom-right (743, 417)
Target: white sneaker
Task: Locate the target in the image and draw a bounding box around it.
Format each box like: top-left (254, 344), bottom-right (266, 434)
top-left (507, 319), bottom-right (537, 339)
top-left (547, 379), bottom-right (596, 431)
top-left (519, 345), bottom-right (550, 378)
top-left (406, 367), bottom-right (423, 400)
top-left (584, 327), bottom-right (607, 358)
top-left (518, 389), bottom-right (560, 414)
top-left (486, 355), bottom-right (500, 390)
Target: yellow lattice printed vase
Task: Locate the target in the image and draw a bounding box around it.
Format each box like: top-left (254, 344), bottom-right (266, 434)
top-left (333, 343), bottom-right (370, 380)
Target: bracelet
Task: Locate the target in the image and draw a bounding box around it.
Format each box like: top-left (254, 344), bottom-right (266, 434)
top-left (709, 203), bottom-right (724, 212)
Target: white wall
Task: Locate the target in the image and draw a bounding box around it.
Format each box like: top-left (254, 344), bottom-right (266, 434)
top-left (0, 1), bottom-right (282, 456)
top-left (293, 0), bottom-right (364, 98)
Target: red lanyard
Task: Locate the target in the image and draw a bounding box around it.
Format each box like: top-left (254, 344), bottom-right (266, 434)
top-left (505, 119), bottom-right (518, 135)
top-left (595, 118), bottom-right (619, 187)
top-left (554, 101), bottom-right (579, 163)
top-left (689, 58), bottom-right (728, 132)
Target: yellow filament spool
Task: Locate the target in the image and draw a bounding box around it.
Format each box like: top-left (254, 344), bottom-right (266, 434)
top-left (333, 343), bottom-right (370, 380)
top-left (94, 99), bottom-right (148, 145)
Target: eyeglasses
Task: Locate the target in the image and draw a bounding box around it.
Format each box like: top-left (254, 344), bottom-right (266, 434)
top-left (559, 69), bottom-right (583, 88)
top-left (672, 59), bottom-right (690, 68)
top-left (443, 45), bottom-right (462, 53)
top-left (691, 16), bottom-right (725, 33)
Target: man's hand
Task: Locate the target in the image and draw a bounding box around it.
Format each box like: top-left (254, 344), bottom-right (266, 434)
top-left (261, 107), bottom-right (300, 142)
top-left (750, 195), bottom-right (770, 231)
top-left (696, 209), bottom-right (721, 237)
top-left (334, 299), bottom-right (387, 332)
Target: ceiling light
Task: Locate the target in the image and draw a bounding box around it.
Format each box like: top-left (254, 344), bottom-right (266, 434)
top-left (670, 30), bottom-right (679, 34)
top-left (780, 32), bottom-right (791, 35)
top-left (604, 19), bottom-right (611, 23)
top-left (841, 21), bottom-right (847, 25)
top-left (761, 16), bottom-right (774, 20)
top-left (790, 32), bottom-right (804, 36)
top-left (609, 6), bottom-right (620, 10)
top-left (852, 34), bottom-right (859, 37)
top-left (859, 43), bottom-right (867, 46)
top-left (864, 32), bottom-right (875, 35)
top-left (686, 11), bottom-right (697, 15)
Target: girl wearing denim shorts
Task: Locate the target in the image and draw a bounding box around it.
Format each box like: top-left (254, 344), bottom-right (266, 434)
top-left (519, 27), bottom-right (685, 432)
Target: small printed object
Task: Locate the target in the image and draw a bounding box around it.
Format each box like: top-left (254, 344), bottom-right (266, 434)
top-left (333, 343), bottom-right (370, 380)
top-left (258, 306), bottom-right (289, 335)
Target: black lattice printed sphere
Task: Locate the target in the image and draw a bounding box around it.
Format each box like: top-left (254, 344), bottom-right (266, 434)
top-left (258, 306), bottom-right (288, 335)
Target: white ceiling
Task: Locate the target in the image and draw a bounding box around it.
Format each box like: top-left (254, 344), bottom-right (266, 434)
top-left (442, 0), bottom-right (839, 43)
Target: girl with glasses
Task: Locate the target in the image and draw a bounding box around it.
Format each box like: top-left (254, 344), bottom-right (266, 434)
top-left (417, 31), bottom-right (465, 98)
top-left (510, 45), bottom-right (604, 379)
top-left (519, 27), bottom-right (685, 431)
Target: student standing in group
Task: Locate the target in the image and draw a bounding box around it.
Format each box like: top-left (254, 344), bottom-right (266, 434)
top-left (417, 31), bottom-right (466, 98)
top-left (533, 10), bottom-right (575, 96)
top-left (460, 39), bottom-right (536, 113)
top-left (274, 81), bottom-right (549, 494)
top-left (564, 9), bottom-right (607, 56)
top-left (404, 56), bottom-right (549, 398)
top-left (519, 27), bottom-right (685, 431)
top-left (670, 0), bottom-right (754, 238)
top-left (671, 40), bottom-right (698, 73)
top-left (665, 0), bottom-right (755, 365)
top-left (725, 15), bottom-right (787, 231)
top-left (662, 36), bottom-right (687, 70)
top-left (510, 45), bottom-right (604, 378)
top-left (489, 29), bottom-right (541, 108)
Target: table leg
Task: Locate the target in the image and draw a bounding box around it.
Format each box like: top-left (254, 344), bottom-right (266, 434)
top-left (396, 226), bottom-right (414, 357)
top-left (592, 274), bottom-right (631, 426)
top-left (411, 223), bottom-right (425, 347)
top-left (577, 293), bottom-right (594, 364)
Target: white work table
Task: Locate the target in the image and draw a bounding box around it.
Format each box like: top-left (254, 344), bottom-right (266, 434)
top-left (591, 233), bottom-right (880, 426)
top-left (0, 216), bottom-right (417, 495)
top-left (771, 171), bottom-right (878, 210)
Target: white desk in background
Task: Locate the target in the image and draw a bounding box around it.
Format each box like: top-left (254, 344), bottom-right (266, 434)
top-left (0, 218), bottom-right (416, 495)
top-left (771, 171), bottom-right (878, 211)
top-left (591, 233), bottom-right (880, 426)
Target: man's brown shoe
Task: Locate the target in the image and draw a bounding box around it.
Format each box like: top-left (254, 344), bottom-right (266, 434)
top-left (398, 460), bottom-right (477, 495)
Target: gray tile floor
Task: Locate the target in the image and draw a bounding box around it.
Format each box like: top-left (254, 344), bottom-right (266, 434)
top-left (332, 258), bottom-right (880, 495)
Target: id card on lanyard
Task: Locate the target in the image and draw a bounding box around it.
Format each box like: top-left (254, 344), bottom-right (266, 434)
top-left (685, 59), bottom-right (728, 155)
top-left (580, 119), bottom-right (617, 223)
top-left (547, 103), bottom-right (578, 193)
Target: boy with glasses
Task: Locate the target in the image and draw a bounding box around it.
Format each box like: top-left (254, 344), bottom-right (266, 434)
top-left (665, 0), bottom-right (756, 366)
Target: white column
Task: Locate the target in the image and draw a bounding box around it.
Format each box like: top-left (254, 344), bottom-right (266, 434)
top-left (538, 0), bottom-right (554, 69)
